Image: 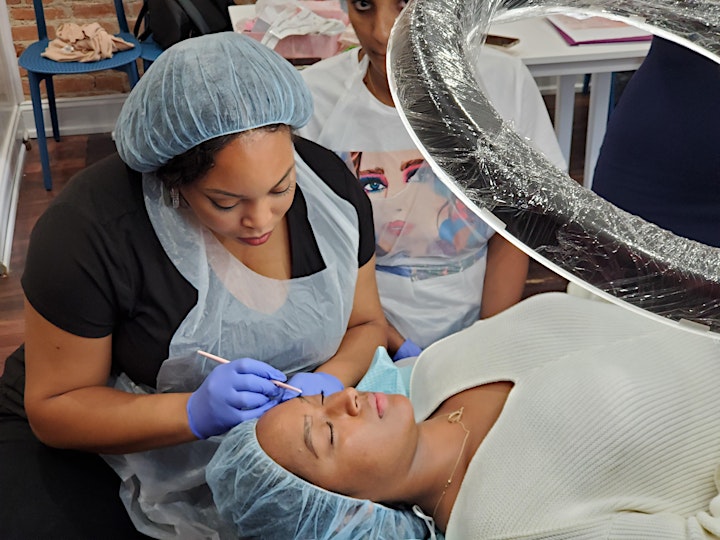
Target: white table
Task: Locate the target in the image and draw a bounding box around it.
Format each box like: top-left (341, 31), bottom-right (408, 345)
top-left (489, 17), bottom-right (651, 187)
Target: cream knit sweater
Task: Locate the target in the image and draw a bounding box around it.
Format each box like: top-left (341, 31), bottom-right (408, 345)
top-left (411, 293), bottom-right (720, 539)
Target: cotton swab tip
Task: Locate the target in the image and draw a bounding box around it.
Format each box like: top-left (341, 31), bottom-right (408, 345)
top-left (272, 380), bottom-right (303, 395)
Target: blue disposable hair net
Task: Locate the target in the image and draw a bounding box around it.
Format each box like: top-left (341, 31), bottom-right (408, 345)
top-left (206, 420), bottom-right (432, 539)
top-left (115, 32), bottom-right (313, 172)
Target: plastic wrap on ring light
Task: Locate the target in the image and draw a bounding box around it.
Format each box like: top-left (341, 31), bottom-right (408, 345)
top-left (388, 0), bottom-right (720, 336)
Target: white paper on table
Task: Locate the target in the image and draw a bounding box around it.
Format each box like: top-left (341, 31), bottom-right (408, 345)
top-left (247, 0), bottom-right (346, 49)
top-left (546, 13), bottom-right (651, 44)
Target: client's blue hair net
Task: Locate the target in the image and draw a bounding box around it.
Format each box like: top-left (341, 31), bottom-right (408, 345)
top-left (206, 419), bottom-right (431, 539)
top-left (115, 32), bottom-right (313, 172)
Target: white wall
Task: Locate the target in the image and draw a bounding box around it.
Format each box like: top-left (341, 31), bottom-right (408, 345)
top-left (0, 0), bottom-right (27, 275)
top-left (0, 3), bottom-right (124, 275)
top-left (19, 94), bottom-right (128, 139)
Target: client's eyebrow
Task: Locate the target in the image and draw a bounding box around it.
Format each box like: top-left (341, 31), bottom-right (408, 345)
top-left (303, 415), bottom-right (318, 459)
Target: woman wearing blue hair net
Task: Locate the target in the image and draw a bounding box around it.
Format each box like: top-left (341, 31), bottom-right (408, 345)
top-left (208, 293), bottom-right (720, 540)
top-left (0, 32), bottom-right (386, 538)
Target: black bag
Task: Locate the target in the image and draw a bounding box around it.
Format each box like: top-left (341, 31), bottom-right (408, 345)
top-left (134, 0), bottom-right (234, 50)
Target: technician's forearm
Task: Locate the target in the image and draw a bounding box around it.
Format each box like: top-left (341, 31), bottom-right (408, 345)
top-left (316, 318), bottom-right (387, 387)
top-left (26, 387), bottom-right (196, 454)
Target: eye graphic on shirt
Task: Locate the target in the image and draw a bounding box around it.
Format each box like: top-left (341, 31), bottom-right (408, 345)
top-left (349, 150), bottom-right (427, 200)
top-left (400, 158), bottom-right (426, 184)
top-left (359, 167), bottom-right (389, 195)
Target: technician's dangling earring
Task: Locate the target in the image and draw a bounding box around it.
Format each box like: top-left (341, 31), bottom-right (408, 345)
top-left (170, 188), bottom-right (180, 209)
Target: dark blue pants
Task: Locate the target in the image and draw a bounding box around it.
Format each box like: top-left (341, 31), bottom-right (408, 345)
top-left (592, 36), bottom-right (720, 247)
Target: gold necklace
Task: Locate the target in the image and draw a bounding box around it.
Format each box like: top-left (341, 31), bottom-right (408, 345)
top-left (364, 70), bottom-right (391, 105)
top-left (364, 71), bottom-right (377, 98)
top-left (432, 406), bottom-right (471, 521)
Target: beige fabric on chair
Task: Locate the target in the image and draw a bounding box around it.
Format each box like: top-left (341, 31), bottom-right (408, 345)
top-left (42, 22), bottom-right (135, 62)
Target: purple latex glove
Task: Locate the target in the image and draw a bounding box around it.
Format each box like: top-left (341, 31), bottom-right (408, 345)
top-left (280, 372), bottom-right (344, 401)
top-left (187, 358), bottom-right (286, 439)
top-left (392, 339), bottom-right (423, 361)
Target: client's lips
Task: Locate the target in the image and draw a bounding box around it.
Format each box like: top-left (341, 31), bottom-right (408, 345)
top-left (374, 393), bottom-right (386, 418)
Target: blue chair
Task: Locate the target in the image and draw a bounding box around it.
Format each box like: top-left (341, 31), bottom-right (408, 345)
top-left (18, 0), bottom-right (141, 190)
top-left (139, 35), bottom-right (164, 71)
top-left (132, 3), bottom-right (165, 71)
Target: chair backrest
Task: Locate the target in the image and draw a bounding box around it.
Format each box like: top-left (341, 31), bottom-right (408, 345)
top-left (31, 0), bottom-right (132, 41)
top-left (114, 0), bottom-right (132, 34)
top-left (31, 0), bottom-right (48, 41)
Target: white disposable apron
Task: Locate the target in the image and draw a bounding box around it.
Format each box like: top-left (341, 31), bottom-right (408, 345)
top-left (103, 151), bottom-right (359, 539)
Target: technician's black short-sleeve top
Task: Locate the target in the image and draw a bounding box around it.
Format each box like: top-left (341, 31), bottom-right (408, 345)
top-left (18, 137), bottom-right (374, 388)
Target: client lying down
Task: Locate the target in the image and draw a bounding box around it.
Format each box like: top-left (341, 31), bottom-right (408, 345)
top-left (207, 292), bottom-right (720, 539)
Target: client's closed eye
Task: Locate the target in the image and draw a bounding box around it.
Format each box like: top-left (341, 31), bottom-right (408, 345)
top-left (320, 392), bottom-right (335, 446)
top-left (327, 420), bottom-right (334, 445)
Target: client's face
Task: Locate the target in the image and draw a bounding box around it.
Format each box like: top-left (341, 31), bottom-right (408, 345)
top-left (257, 387), bottom-right (418, 503)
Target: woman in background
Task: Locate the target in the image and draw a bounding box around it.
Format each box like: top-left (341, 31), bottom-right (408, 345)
top-left (299, 0), bottom-right (567, 357)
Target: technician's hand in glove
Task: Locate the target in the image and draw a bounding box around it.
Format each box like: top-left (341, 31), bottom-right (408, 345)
top-left (281, 372), bottom-right (344, 401)
top-left (392, 339), bottom-right (423, 361)
top-left (187, 358), bottom-right (286, 439)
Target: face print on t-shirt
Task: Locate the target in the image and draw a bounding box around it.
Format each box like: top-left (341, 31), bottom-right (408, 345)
top-left (338, 149), bottom-right (492, 264)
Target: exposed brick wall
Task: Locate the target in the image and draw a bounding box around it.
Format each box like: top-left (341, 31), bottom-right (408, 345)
top-left (10, 0), bottom-right (145, 99)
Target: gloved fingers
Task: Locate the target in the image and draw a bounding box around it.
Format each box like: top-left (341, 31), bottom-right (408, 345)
top-left (229, 357), bottom-right (287, 382)
top-left (224, 389), bottom-right (279, 411)
top-left (279, 387), bottom-right (302, 402)
top-left (287, 372), bottom-right (344, 396)
top-left (392, 339), bottom-right (423, 361)
top-left (188, 359), bottom-right (289, 439)
top-left (236, 398), bottom-right (282, 422)
top-left (286, 372), bottom-right (313, 392)
top-left (317, 374), bottom-right (344, 396)
top-left (227, 372), bottom-right (284, 399)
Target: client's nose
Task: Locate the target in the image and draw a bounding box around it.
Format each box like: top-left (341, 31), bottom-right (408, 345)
top-left (326, 388), bottom-right (361, 417)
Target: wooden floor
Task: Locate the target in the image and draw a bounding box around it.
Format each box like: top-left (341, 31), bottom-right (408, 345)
top-left (0, 92), bottom-right (589, 373)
